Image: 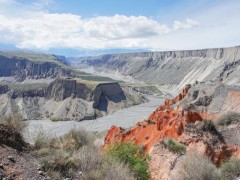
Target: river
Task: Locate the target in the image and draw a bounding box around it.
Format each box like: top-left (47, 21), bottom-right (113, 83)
top-left (26, 95), bottom-right (163, 141)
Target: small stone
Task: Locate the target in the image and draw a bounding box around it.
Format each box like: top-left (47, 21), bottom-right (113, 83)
top-left (7, 156), bottom-right (15, 163)
top-left (0, 163), bottom-right (3, 169)
top-left (3, 162), bottom-right (9, 166)
top-left (38, 171), bottom-right (44, 176)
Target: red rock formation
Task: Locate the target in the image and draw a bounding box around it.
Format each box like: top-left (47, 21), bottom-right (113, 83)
top-left (104, 85), bottom-right (203, 151)
top-left (103, 84), bottom-right (240, 166)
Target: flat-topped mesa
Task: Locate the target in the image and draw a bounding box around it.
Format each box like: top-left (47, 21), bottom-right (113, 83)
top-left (103, 82), bottom-right (240, 165)
top-left (46, 78), bottom-right (92, 101)
top-left (74, 45), bottom-right (240, 89)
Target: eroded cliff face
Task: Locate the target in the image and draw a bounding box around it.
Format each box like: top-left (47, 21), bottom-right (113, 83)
top-left (103, 82), bottom-right (240, 179)
top-left (46, 78), bottom-right (92, 101)
top-left (74, 45), bottom-right (240, 89)
top-left (0, 55), bottom-right (71, 81)
top-left (0, 78), bottom-right (147, 120)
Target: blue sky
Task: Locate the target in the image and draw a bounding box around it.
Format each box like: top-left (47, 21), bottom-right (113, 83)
top-left (0, 0), bottom-right (240, 56)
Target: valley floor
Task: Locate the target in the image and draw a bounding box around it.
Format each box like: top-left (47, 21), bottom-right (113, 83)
top-left (25, 95), bottom-right (164, 143)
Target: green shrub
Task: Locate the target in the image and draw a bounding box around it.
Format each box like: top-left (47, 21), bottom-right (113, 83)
top-left (216, 112), bottom-right (240, 126)
top-left (220, 158), bottom-right (240, 180)
top-left (50, 117), bottom-right (63, 122)
top-left (106, 142), bottom-right (150, 180)
top-left (161, 138), bottom-right (186, 154)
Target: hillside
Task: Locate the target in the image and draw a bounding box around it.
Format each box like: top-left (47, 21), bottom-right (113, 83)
top-left (104, 82), bottom-right (240, 179)
top-left (0, 78), bottom-right (147, 120)
top-left (74, 45), bottom-right (240, 90)
top-left (0, 51), bottom-right (147, 121)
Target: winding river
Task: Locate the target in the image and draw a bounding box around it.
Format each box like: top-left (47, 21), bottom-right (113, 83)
top-left (26, 95), bottom-right (163, 141)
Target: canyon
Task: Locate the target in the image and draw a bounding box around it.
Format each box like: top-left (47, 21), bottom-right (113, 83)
top-left (1, 46), bottom-right (240, 179)
top-left (74, 45), bottom-right (240, 90)
top-left (0, 51), bottom-right (147, 121)
top-left (71, 46), bottom-right (240, 179)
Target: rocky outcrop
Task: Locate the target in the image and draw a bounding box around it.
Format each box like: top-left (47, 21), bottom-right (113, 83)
top-left (0, 85), bottom-right (9, 94)
top-left (103, 82), bottom-right (240, 178)
top-left (0, 78), bottom-right (147, 120)
top-left (74, 45), bottom-right (240, 89)
top-left (46, 78), bottom-right (92, 101)
top-left (149, 145), bottom-right (181, 180)
top-left (91, 83), bottom-right (126, 111)
top-left (0, 54), bottom-right (71, 81)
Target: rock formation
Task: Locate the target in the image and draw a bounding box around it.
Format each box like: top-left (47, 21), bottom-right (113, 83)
top-left (103, 82), bottom-right (240, 179)
top-left (0, 51), bottom-right (148, 121)
top-left (0, 54), bottom-right (72, 80)
top-left (74, 45), bottom-right (240, 89)
top-left (0, 78), bottom-right (147, 120)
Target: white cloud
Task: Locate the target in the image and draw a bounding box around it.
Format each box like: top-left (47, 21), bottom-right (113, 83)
top-left (173, 19), bottom-right (199, 30)
top-left (0, 0), bottom-right (201, 50)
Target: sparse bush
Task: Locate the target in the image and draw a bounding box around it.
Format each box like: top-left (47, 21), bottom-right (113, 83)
top-left (220, 158), bottom-right (240, 180)
top-left (216, 112), bottom-right (240, 126)
top-left (41, 149), bottom-right (77, 178)
top-left (50, 117), bottom-right (63, 122)
top-left (49, 129), bottom-right (94, 151)
top-left (173, 152), bottom-right (219, 180)
top-left (161, 138), bottom-right (186, 154)
top-left (107, 142), bottom-right (150, 180)
top-left (104, 157), bottom-right (135, 180)
top-left (201, 120), bottom-right (216, 131)
top-left (36, 129), bottom-right (135, 179)
top-left (0, 113), bottom-right (27, 134)
top-left (47, 170), bottom-right (61, 180)
top-left (0, 114), bottom-right (27, 150)
top-left (37, 130), bottom-right (95, 178)
top-left (32, 127), bottom-right (49, 149)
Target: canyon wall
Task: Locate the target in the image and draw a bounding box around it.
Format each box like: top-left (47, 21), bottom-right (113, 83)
top-left (0, 54), bottom-right (71, 80)
top-left (0, 78), bottom-right (147, 120)
top-left (74, 45), bottom-right (240, 89)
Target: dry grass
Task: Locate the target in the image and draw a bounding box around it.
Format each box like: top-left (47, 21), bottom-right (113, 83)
top-left (32, 126), bottom-right (49, 150)
top-left (35, 129), bottom-right (135, 179)
top-left (0, 113), bottom-right (27, 134)
top-left (0, 114), bottom-right (27, 150)
top-left (216, 112), bottom-right (240, 126)
top-left (173, 152), bottom-right (219, 180)
top-left (220, 158), bottom-right (240, 180)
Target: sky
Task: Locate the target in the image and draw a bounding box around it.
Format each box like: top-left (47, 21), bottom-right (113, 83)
top-left (0, 0), bottom-right (240, 56)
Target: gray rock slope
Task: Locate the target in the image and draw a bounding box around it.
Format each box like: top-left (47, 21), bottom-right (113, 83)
top-left (0, 78), bottom-right (147, 120)
top-left (0, 52), bottom-right (72, 80)
top-left (74, 45), bottom-right (240, 90)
